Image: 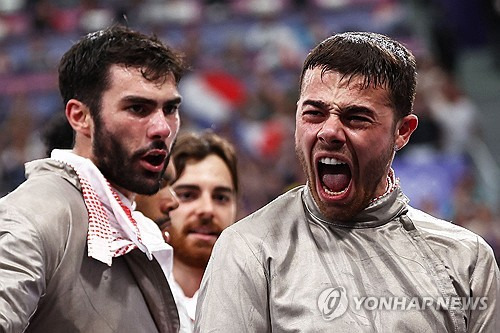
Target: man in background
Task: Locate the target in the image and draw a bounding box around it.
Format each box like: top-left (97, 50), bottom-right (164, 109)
top-left (137, 130), bottom-right (238, 330)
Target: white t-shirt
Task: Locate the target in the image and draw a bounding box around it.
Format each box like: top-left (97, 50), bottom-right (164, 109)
top-left (168, 276), bottom-right (197, 332)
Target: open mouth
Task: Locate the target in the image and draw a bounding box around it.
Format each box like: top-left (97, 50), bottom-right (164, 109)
top-left (144, 152), bottom-right (166, 166)
top-left (141, 150), bottom-right (167, 172)
top-left (318, 157), bottom-right (351, 195)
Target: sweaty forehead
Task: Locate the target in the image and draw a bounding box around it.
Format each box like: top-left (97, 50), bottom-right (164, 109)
top-left (299, 68), bottom-right (393, 107)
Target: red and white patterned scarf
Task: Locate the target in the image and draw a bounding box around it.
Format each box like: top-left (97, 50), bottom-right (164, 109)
top-left (51, 149), bottom-right (173, 275)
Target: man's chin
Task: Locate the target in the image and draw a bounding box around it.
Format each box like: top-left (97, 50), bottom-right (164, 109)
top-left (312, 192), bottom-right (357, 221)
top-left (134, 184), bottom-right (161, 196)
top-left (125, 174), bottom-right (162, 195)
top-left (178, 253), bottom-right (211, 269)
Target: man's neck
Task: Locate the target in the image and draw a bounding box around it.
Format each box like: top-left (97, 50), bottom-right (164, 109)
top-left (172, 257), bottom-right (205, 298)
top-left (111, 183), bottom-right (134, 202)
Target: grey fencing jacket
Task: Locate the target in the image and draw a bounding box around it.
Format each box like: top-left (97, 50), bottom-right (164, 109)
top-left (0, 159), bottom-right (179, 333)
top-left (196, 185), bottom-right (499, 332)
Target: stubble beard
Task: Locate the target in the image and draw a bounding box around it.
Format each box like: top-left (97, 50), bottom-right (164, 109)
top-left (169, 233), bottom-right (213, 269)
top-left (168, 218), bottom-right (222, 269)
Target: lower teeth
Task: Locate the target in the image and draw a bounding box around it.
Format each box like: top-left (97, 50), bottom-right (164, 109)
top-left (323, 185), bottom-right (348, 196)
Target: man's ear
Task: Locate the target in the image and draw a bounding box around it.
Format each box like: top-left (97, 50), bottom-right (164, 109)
top-left (394, 114), bottom-right (418, 151)
top-left (65, 99), bottom-right (92, 138)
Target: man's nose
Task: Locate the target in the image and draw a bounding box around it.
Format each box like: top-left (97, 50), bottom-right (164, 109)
top-left (317, 115), bottom-right (346, 146)
top-left (196, 193), bottom-right (215, 221)
top-left (147, 109), bottom-right (172, 140)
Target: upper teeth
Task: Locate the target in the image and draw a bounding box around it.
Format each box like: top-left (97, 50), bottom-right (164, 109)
top-left (320, 157), bottom-right (344, 165)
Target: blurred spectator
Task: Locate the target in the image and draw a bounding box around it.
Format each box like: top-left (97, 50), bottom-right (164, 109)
top-left (424, 0), bottom-right (488, 73)
top-left (78, 1), bottom-right (115, 33)
top-left (479, 0), bottom-right (500, 70)
top-left (426, 73), bottom-right (480, 156)
top-left (454, 171), bottom-right (500, 263)
top-left (0, 94), bottom-right (44, 196)
top-left (232, 0), bottom-right (290, 16)
top-left (41, 112), bottom-right (74, 156)
top-left (394, 152), bottom-right (469, 220)
top-left (245, 11), bottom-right (305, 72)
top-left (403, 93), bottom-right (443, 154)
top-left (395, 55), bottom-right (483, 220)
top-left (138, 0), bottom-right (201, 26)
top-left (25, 37), bottom-right (54, 72)
top-left (29, 0), bottom-right (57, 34)
top-left (178, 24), bottom-right (202, 69)
top-left (222, 37), bottom-right (251, 76)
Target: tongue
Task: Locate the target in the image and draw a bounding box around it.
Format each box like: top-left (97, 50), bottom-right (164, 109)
top-left (322, 174), bottom-right (350, 193)
top-left (320, 164), bottom-right (351, 193)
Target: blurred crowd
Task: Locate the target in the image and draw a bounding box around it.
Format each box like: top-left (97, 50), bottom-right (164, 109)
top-left (0, 0), bottom-right (499, 261)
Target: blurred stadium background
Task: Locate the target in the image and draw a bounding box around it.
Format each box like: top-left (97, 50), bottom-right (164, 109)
top-left (0, 0), bottom-right (499, 260)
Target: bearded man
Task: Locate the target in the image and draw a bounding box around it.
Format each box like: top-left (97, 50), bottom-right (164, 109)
top-left (0, 25), bottom-right (188, 332)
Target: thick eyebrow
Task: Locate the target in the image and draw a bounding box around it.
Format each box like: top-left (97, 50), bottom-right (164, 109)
top-left (342, 105), bottom-right (376, 116)
top-left (302, 98), bottom-right (378, 117)
top-left (164, 97), bottom-right (182, 107)
top-left (173, 184), bottom-right (235, 194)
top-left (122, 95), bottom-right (182, 108)
top-left (173, 184), bottom-right (200, 192)
top-left (300, 99), bottom-right (330, 110)
top-left (212, 186), bottom-right (235, 195)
